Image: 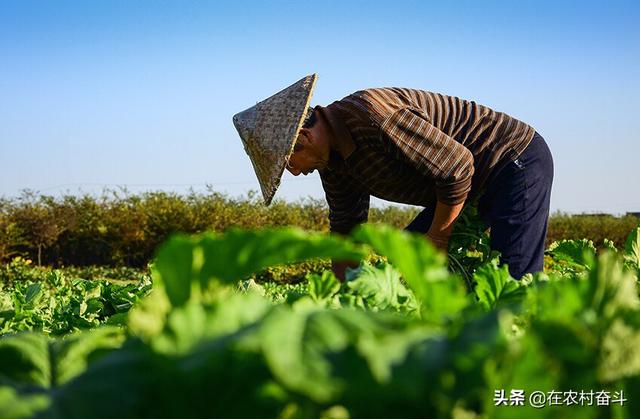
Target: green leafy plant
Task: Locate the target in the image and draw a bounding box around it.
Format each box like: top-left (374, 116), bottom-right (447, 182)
top-left (1, 224), bottom-right (639, 418)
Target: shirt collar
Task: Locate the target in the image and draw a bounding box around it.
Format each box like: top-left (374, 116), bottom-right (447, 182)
top-left (314, 105), bottom-right (355, 171)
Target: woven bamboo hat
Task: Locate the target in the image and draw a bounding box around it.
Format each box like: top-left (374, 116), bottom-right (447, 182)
top-left (233, 74), bottom-right (318, 205)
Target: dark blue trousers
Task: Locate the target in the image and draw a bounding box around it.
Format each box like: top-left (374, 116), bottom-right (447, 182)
top-left (405, 132), bottom-right (554, 279)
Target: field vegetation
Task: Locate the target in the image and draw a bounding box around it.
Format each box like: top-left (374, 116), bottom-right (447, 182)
top-left (0, 220), bottom-right (639, 418)
top-left (1, 189), bottom-right (637, 267)
top-left (2, 189), bottom-right (640, 418)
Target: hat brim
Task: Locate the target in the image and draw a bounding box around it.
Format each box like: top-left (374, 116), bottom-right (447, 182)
top-left (233, 74), bottom-right (318, 205)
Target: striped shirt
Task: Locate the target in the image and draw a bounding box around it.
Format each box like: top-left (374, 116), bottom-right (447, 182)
top-left (316, 88), bottom-right (536, 234)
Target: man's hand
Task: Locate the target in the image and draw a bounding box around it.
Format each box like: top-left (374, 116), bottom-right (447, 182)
top-left (426, 199), bottom-right (465, 252)
top-left (331, 260), bottom-right (360, 282)
top-left (426, 231), bottom-right (451, 251)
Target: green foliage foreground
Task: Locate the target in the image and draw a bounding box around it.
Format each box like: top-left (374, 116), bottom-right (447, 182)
top-left (1, 224), bottom-right (640, 418)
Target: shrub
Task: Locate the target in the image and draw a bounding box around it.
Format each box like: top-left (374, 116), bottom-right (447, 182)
top-left (0, 189), bottom-right (636, 267)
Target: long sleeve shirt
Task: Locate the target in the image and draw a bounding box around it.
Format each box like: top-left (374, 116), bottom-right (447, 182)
top-left (316, 88), bottom-right (535, 235)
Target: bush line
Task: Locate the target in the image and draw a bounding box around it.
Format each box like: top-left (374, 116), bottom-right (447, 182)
top-left (1, 189), bottom-right (637, 267)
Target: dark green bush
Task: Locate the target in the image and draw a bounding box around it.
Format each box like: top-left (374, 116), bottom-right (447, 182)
top-left (0, 189), bottom-right (636, 267)
top-left (0, 189), bottom-right (336, 267)
top-left (546, 211), bottom-right (639, 248)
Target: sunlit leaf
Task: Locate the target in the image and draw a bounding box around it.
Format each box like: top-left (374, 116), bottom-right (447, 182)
top-left (624, 226), bottom-right (640, 276)
top-left (473, 256), bottom-right (526, 310)
top-left (352, 224), bottom-right (467, 321)
top-left (307, 271), bottom-right (341, 302)
top-left (546, 239), bottom-right (596, 269)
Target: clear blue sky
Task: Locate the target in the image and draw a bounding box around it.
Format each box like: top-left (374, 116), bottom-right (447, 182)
top-left (1, 0), bottom-right (638, 214)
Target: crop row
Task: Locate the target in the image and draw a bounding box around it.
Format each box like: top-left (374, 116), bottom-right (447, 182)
top-left (0, 224), bottom-right (639, 418)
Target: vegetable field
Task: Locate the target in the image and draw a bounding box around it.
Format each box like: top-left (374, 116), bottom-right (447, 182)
top-left (1, 219), bottom-right (640, 418)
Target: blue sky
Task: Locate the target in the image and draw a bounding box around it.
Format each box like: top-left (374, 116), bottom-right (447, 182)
top-left (1, 0), bottom-right (638, 214)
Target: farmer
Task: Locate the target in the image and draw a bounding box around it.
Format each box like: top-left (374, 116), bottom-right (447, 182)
top-left (233, 74), bottom-right (553, 280)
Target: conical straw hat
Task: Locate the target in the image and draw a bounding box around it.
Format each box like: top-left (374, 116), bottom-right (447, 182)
top-left (233, 74), bottom-right (317, 205)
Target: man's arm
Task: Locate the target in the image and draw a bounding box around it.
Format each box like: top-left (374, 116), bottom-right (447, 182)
top-left (380, 107), bottom-right (474, 206)
top-left (320, 168), bottom-right (370, 281)
top-left (331, 260), bottom-right (360, 281)
top-left (378, 107), bottom-right (473, 251)
top-left (320, 168), bottom-right (370, 234)
top-left (427, 199), bottom-right (465, 251)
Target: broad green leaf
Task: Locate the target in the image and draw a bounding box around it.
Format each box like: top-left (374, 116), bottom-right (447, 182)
top-left (445, 312), bottom-right (504, 407)
top-left (0, 327), bottom-right (124, 389)
top-left (260, 303), bottom-right (427, 403)
top-left (624, 226), bottom-right (640, 276)
top-left (0, 333), bottom-right (50, 387)
top-left (546, 239), bottom-right (596, 269)
top-left (130, 284), bottom-right (272, 354)
top-left (53, 326), bottom-right (126, 385)
top-left (42, 341), bottom-right (174, 419)
top-left (354, 321), bottom-right (431, 383)
top-left (599, 316), bottom-right (640, 382)
top-left (530, 320), bottom-right (597, 367)
top-left (42, 333), bottom-right (282, 419)
top-left (523, 252), bottom-right (640, 393)
top-left (152, 228), bottom-right (364, 309)
top-left (352, 224), bottom-right (468, 321)
top-left (307, 271), bottom-right (341, 302)
top-left (24, 283), bottom-right (43, 307)
top-left (197, 228), bottom-right (364, 285)
top-left (260, 304), bottom-right (344, 402)
top-left (529, 252), bottom-right (638, 323)
top-left (0, 387), bottom-right (50, 419)
top-left (485, 333), bottom-right (562, 419)
top-left (345, 263), bottom-right (417, 313)
top-left (473, 256), bottom-right (526, 310)
top-left (199, 292), bottom-right (272, 338)
top-left (587, 251), bottom-right (639, 319)
top-left (127, 288), bottom-right (178, 342)
top-left (152, 303), bottom-right (208, 354)
top-left (84, 298), bottom-right (104, 315)
top-left (175, 338), bottom-right (284, 419)
top-left (153, 235), bottom-right (198, 307)
top-left (525, 275), bottom-right (588, 322)
top-left (150, 292), bottom-right (271, 354)
top-left (337, 312), bottom-right (502, 417)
